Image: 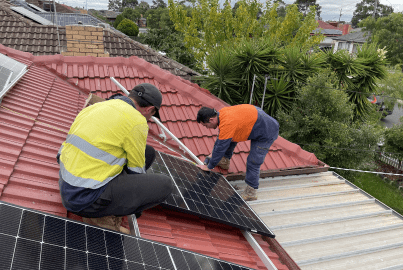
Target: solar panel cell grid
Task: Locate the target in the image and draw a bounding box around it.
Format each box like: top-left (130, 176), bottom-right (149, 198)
top-left (147, 151), bottom-right (275, 237)
top-left (0, 202), bottom-right (254, 270)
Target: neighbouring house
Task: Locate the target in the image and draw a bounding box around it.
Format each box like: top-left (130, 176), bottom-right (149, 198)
top-left (332, 28), bottom-right (368, 54)
top-left (0, 0), bottom-right (199, 81)
top-left (312, 20), bottom-right (350, 51)
top-left (138, 14), bottom-right (147, 28)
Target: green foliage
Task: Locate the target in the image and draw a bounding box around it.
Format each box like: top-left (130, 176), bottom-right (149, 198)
top-left (117, 18), bottom-right (139, 36)
top-left (123, 0), bottom-right (139, 9)
top-left (199, 47), bottom-right (242, 104)
top-left (376, 67), bottom-right (403, 112)
top-left (277, 69), bottom-right (382, 169)
top-left (326, 43), bottom-right (388, 119)
top-left (168, 0), bottom-right (323, 68)
top-left (360, 13), bottom-right (403, 66)
top-left (114, 14), bottom-right (125, 28)
top-left (121, 7), bottom-right (141, 22)
top-left (384, 123), bottom-right (403, 162)
top-left (145, 7), bottom-right (174, 29)
top-left (138, 27), bottom-right (199, 72)
top-left (198, 39), bottom-right (326, 116)
top-left (350, 172), bottom-right (403, 215)
top-left (351, 0), bottom-right (393, 28)
top-left (152, 0), bottom-right (167, 8)
top-left (293, 0), bottom-right (321, 19)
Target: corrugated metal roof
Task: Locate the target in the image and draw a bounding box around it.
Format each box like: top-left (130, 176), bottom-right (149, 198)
top-left (0, 44), bottom-right (306, 269)
top-left (232, 171), bottom-right (403, 269)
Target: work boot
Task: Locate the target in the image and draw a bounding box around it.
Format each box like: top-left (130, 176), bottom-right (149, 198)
top-left (217, 157), bottom-right (230, 170)
top-left (82, 216), bottom-right (130, 234)
top-left (241, 185), bottom-right (257, 201)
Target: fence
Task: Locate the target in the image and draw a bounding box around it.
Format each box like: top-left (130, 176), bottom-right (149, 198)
top-left (380, 152), bottom-right (403, 171)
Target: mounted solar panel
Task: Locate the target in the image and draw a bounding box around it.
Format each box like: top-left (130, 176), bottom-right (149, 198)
top-left (0, 201), bottom-right (254, 270)
top-left (0, 67), bottom-right (13, 93)
top-left (0, 53), bottom-right (28, 99)
top-left (10, 6), bottom-right (53, 25)
top-left (27, 3), bottom-right (47, 12)
top-left (148, 152), bottom-right (275, 238)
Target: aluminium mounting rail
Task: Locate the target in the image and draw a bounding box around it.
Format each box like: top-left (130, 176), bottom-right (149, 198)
top-left (110, 77), bottom-right (277, 270)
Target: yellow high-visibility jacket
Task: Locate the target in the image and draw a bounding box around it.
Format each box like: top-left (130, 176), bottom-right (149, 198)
top-left (59, 98), bottom-right (148, 189)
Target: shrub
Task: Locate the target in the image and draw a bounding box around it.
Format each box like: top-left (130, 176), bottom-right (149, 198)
top-left (117, 18), bottom-right (139, 36)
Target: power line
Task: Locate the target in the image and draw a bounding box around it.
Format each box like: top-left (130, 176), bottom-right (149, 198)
top-left (330, 166), bottom-right (403, 176)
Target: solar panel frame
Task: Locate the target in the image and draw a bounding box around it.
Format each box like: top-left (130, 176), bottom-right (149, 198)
top-left (0, 53), bottom-right (28, 99)
top-left (148, 151), bottom-right (275, 238)
top-left (10, 6), bottom-right (54, 25)
top-left (0, 201), bottom-right (254, 270)
top-left (0, 67), bottom-right (12, 93)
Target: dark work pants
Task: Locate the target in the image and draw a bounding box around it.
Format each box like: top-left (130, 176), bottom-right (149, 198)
top-left (76, 145), bottom-right (173, 218)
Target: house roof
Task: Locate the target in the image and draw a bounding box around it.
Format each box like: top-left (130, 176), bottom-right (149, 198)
top-left (0, 44), bottom-right (311, 269)
top-left (313, 20), bottom-right (342, 36)
top-left (332, 29), bottom-right (368, 43)
top-left (232, 171), bottom-right (403, 269)
top-left (0, 1), bottom-right (200, 80)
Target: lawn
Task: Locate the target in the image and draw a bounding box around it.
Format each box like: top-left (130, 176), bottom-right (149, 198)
top-left (349, 172), bottom-right (403, 215)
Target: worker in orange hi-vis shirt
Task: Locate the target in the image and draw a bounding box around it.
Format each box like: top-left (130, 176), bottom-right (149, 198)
top-left (196, 104), bottom-right (279, 201)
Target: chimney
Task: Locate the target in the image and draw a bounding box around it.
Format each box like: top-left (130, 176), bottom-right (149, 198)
top-left (343, 24), bottom-right (351, 35)
top-left (62, 25), bottom-right (109, 57)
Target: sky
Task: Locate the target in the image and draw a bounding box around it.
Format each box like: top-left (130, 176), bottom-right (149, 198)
top-left (60, 0), bottom-right (402, 22)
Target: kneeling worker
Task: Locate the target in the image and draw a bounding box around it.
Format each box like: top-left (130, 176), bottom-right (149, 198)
top-left (196, 104), bottom-right (279, 201)
top-left (57, 83), bottom-right (173, 233)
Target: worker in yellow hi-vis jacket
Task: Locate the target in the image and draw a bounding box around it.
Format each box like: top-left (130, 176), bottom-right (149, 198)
top-left (57, 83), bottom-right (173, 233)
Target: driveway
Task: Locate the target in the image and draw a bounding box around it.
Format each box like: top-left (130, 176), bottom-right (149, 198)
top-left (381, 101), bottom-right (403, 128)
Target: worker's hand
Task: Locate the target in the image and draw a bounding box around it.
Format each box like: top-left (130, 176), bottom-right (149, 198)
top-left (197, 164), bottom-right (210, 171)
top-left (204, 155), bottom-right (211, 165)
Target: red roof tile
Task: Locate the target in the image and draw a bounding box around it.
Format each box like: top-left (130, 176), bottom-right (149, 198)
top-left (0, 44), bottom-right (312, 269)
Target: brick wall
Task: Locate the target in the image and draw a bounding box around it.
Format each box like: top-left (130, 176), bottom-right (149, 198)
top-left (62, 25), bottom-right (109, 57)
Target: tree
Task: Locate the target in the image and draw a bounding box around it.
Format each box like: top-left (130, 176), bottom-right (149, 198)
top-left (122, 0), bottom-right (139, 9)
top-left (109, 0), bottom-right (138, 11)
top-left (351, 0), bottom-right (393, 28)
top-left (117, 18), bottom-right (140, 36)
top-left (168, 0), bottom-right (323, 68)
top-left (274, 0), bottom-right (286, 18)
top-left (138, 27), bottom-right (199, 71)
top-left (122, 7), bottom-right (141, 22)
top-left (109, 0), bottom-right (122, 11)
top-left (277, 69), bottom-right (382, 169)
top-left (138, 1), bottom-right (150, 14)
top-left (152, 0), bottom-right (167, 9)
top-left (384, 121), bottom-right (403, 170)
top-left (325, 43), bottom-right (388, 119)
top-left (113, 14), bottom-right (125, 28)
top-left (293, 0), bottom-right (321, 19)
top-left (145, 7), bottom-right (173, 29)
top-left (360, 13), bottom-right (403, 66)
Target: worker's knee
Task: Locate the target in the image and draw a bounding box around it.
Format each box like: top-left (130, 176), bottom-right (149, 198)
top-left (158, 174), bottom-right (174, 197)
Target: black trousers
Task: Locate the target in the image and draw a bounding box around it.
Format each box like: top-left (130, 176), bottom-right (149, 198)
top-left (76, 145), bottom-right (173, 218)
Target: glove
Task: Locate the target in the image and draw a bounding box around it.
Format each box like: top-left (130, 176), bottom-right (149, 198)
top-left (204, 155), bottom-right (211, 165)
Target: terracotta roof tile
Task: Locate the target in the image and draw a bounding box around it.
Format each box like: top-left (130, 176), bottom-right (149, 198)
top-left (0, 44), bottom-right (323, 269)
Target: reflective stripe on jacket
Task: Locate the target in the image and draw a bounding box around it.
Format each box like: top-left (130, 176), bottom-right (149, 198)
top-left (59, 99), bottom-right (148, 189)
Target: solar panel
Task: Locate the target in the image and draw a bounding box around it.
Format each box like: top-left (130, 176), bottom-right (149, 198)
top-left (0, 67), bottom-right (12, 93)
top-left (148, 152), bottom-right (275, 238)
top-left (0, 53), bottom-right (28, 98)
top-left (0, 201), bottom-right (253, 270)
top-left (10, 6), bottom-right (53, 25)
top-left (27, 3), bottom-right (47, 12)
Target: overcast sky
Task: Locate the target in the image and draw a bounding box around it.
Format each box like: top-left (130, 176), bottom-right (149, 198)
top-left (60, 0), bottom-right (402, 22)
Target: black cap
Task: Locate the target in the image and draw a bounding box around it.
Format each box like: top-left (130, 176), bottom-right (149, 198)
top-left (132, 83), bottom-right (162, 119)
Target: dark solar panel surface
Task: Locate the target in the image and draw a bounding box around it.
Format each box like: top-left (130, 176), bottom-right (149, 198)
top-left (147, 152), bottom-right (275, 238)
top-left (0, 201), bottom-right (253, 270)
